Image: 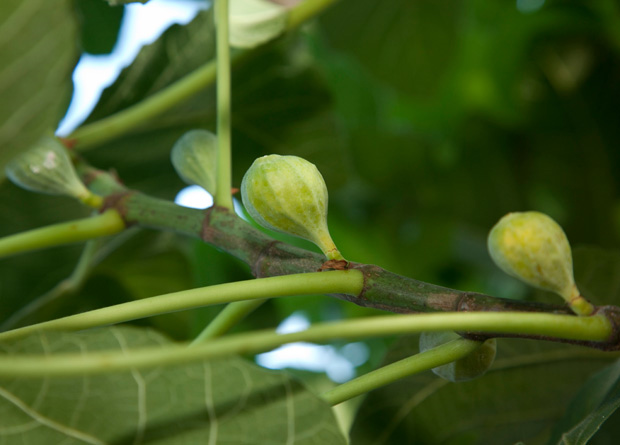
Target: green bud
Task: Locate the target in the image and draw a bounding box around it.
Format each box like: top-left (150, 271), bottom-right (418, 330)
top-left (6, 137), bottom-right (100, 207)
top-left (241, 154), bottom-right (344, 261)
top-left (170, 130), bottom-right (218, 195)
top-left (229, 0), bottom-right (287, 49)
top-left (487, 211), bottom-right (593, 315)
top-left (420, 331), bottom-right (497, 382)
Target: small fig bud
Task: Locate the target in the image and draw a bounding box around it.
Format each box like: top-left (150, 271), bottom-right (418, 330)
top-left (487, 211), bottom-right (593, 315)
top-left (229, 0), bottom-right (287, 49)
top-left (241, 154), bottom-right (344, 261)
top-left (6, 137), bottom-right (101, 207)
top-left (170, 130), bottom-right (218, 195)
top-left (420, 331), bottom-right (496, 382)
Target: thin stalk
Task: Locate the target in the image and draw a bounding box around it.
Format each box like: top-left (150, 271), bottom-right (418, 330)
top-left (0, 210), bottom-right (125, 260)
top-left (191, 299), bottom-right (266, 344)
top-left (0, 270), bottom-right (364, 342)
top-left (321, 338), bottom-right (481, 406)
top-left (214, 0), bottom-right (233, 209)
top-left (66, 0), bottom-right (338, 150)
top-left (68, 63), bottom-right (217, 149)
top-left (0, 311), bottom-right (612, 378)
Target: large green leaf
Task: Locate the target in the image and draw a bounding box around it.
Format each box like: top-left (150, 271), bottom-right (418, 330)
top-left (0, 326), bottom-right (346, 444)
top-left (349, 339), bottom-right (616, 445)
top-left (0, 0), bottom-right (78, 178)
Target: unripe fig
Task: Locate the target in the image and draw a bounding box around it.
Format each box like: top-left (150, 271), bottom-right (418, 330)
top-left (170, 130), bottom-right (218, 195)
top-left (419, 331), bottom-right (496, 382)
top-left (487, 211), bottom-right (593, 315)
top-left (229, 0), bottom-right (287, 49)
top-left (241, 155), bottom-right (344, 261)
top-left (6, 137), bottom-right (100, 207)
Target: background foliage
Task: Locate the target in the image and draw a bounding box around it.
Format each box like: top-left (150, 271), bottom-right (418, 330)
top-left (2, 0), bottom-right (620, 443)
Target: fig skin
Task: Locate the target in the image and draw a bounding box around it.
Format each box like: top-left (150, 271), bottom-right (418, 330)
top-left (241, 155), bottom-right (343, 261)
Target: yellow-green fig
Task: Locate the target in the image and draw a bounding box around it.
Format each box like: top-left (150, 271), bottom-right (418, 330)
top-left (170, 130), bottom-right (218, 195)
top-left (241, 154), bottom-right (344, 261)
top-left (488, 211), bottom-right (593, 315)
top-left (6, 137), bottom-right (101, 207)
top-left (420, 331), bottom-right (497, 382)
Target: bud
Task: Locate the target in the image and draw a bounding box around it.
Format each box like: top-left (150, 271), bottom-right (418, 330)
top-left (229, 0), bottom-right (287, 49)
top-left (171, 130), bottom-right (218, 195)
top-left (241, 155), bottom-right (344, 261)
top-left (420, 331), bottom-right (496, 382)
top-left (6, 137), bottom-right (101, 207)
top-left (488, 211), bottom-right (593, 315)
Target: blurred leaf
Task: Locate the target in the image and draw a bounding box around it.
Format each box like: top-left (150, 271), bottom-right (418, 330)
top-left (573, 247), bottom-right (620, 307)
top-left (548, 359), bottom-right (620, 445)
top-left (93, 231), bottom-right (196, 339)
top-left (84, 8), bottom-right (215, 124)
top-left (0, 182), bottom-right (89, 328)
top-left (0, 326), bottom-right (346, 444)
top-left (350, 338), bottom-right (616, 445)
top-left (82, 8), bottom-right (336, 196)
top-left (319, 0), bottom-right (462, 101)
top-left (105, 0), bottom-right (147, 5)
top-left (0, 0), bottom-right (77, 178)
top-left (75, 0), bottom-right (124, 55)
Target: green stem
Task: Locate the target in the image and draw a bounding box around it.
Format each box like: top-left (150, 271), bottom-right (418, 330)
top-left (191, 299), bottom-right (266, 344)
top-left (0, 311), bottom-right (612, 378)
top-left (215, 0), bottom-right (233, 209)
top-left (68, 63), bottom-right (217, 149)
top-left (66, 0), bottom-right (338, 150)
top-left (0, 270), bottom-right (364, 342)
top-left (0, 210), bottom-right (125, 260)
top-left (321, 338), bottom-right (481, 406)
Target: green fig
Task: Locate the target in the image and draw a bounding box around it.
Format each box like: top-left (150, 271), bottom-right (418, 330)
top-left (488, 211), bottom-right (593, 315)
top-left (241, 154), bottom-right (344, 261)
top-left (229, 0), bottom-right (287, 49)
top-left (420, 331), bottom-right (497, 382)
top-left (6, 137), bottom-right (101, 207)
top-left (170, 130), bottom-right (218, 195)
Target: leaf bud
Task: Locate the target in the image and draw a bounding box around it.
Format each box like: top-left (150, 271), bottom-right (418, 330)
top-left (420, 331), bottom-right (497, 382)
top-left (171, 130), bottom-right (218, 195)
top-left (241, 154), bottom-right (344, 261)
top-left (5, 137), bottom-right (100, 207)
top-left (487, 211), bottom-right (593, 315)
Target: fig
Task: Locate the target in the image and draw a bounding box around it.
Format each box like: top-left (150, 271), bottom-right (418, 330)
top-left (488, 211), bottom-right (593, 315)
top-left (6, 137), bottom-right (100, 207)
top-left (171, 129), bottom-right (218, 196)
top-left (241, 154), bottom-right (344, 261)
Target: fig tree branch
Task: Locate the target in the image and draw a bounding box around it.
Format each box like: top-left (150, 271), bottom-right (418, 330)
top-left (77, 163), bottom-right (620, 350)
